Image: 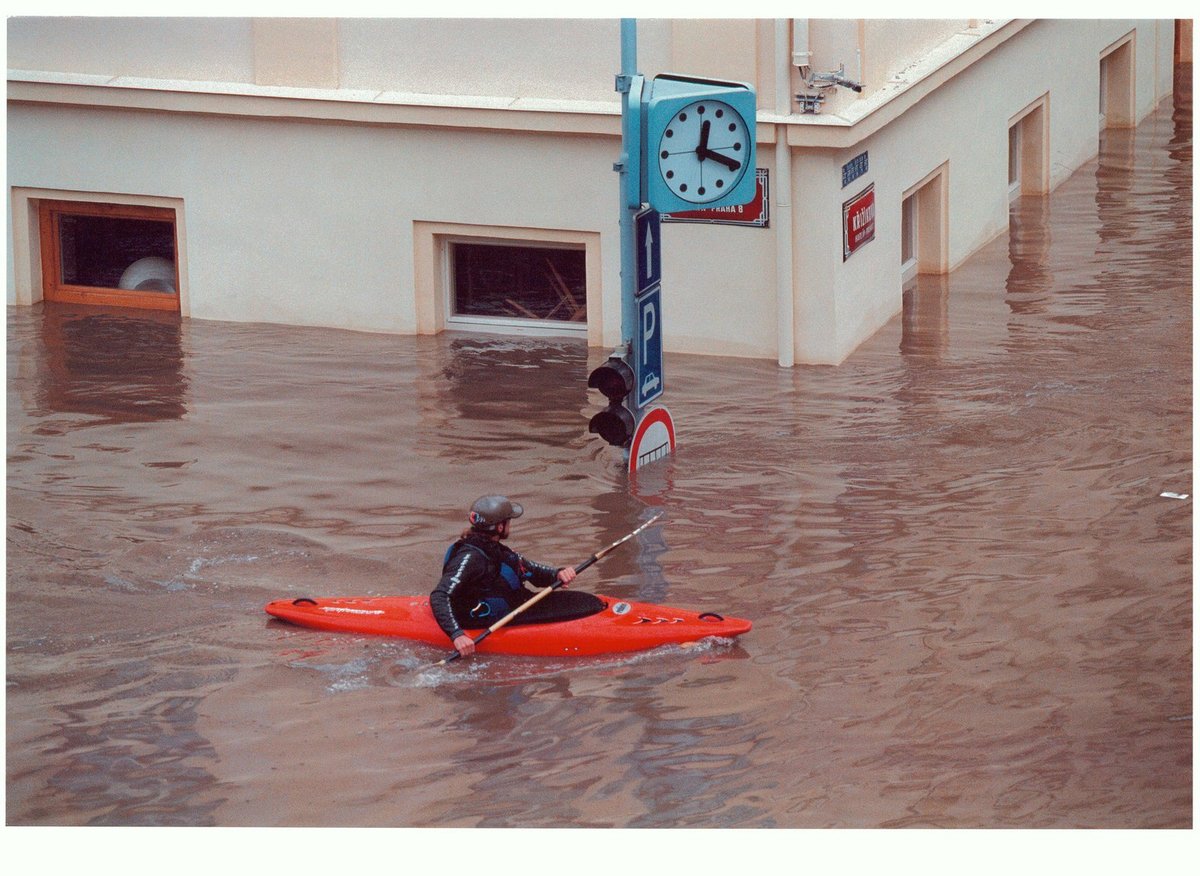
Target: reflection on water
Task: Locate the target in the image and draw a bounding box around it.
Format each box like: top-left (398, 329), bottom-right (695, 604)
top-left (1005, 196), bottom-right (1053, 308)
top-left (900, 275), bottom-right (950, 359)
top-left (24, 304), bottom-right (188, 424)
top-left (427, 335), bottom-right (594, 461)
top-left (5, 74), bottom-right (1191, 829)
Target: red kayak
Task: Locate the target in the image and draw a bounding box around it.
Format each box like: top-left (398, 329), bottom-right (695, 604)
top-left (264, 593), bottom-right (751, 657)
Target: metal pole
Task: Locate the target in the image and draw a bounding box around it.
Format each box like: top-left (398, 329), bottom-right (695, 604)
top-left (774, 19), bottom-right (796, 368)
top-left (621, 18), bottom-right (637, 81)
top-left (618, 18), bottom-right (639, 355)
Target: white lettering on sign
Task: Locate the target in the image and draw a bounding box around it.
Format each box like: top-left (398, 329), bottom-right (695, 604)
top-left (321, 606), bottom-right (385, 615)
top-left (661, 169), bottom-right (770, 228)
top-left (852, 201), bottom-right (875, 231)
top-left (642, 301), bottom-right (656, 358)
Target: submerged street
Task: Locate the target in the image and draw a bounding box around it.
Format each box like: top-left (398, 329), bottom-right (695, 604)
top-left (6, 75), bottom-right (1191, 832)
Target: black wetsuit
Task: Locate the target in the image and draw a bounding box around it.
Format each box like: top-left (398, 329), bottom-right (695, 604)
top-left (430, 533), bottom-right (561, 641)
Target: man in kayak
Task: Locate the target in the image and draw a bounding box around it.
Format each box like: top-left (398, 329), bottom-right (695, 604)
top-left (431, 495), bottom-right (577, 658)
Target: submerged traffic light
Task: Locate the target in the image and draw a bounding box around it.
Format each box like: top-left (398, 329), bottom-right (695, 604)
top-left (587, 356), bottom-right (636, 447)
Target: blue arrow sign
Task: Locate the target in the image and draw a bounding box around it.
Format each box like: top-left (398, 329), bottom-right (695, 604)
top-left (635, 208), bottom-right (661, 297)
top-left (635, 284), bottom-right (663, 408)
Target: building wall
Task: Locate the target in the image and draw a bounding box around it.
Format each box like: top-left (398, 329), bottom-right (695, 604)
top-left (7, 103), bottom-right (620, 340)
top-left (6, 18), bottom-right (1180, 365)
top-left (6, 17), bottom-right (670, 100)
top-left (7, 17), bottom-right (258, 82)
top-left (784, 18), bottom-right (1176, 363)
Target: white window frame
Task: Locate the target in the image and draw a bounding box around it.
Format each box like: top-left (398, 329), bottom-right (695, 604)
top-left (900, 193), bottom-right (918, 284)
top-left (1099, 54), bottom-right (1109, 129)
top-left (1008, 120), bottom-right (1023, 202)
top-left (414, 221), bottom-right (600, 342)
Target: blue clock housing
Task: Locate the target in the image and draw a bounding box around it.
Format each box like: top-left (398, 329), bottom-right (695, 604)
top-left (644, 74), bottom-right (757, 214)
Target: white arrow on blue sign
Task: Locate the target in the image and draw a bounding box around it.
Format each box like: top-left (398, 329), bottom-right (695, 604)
top-left (635, 208), bottom-right (661, 296)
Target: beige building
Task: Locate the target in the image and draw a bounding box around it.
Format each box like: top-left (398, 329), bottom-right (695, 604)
top-left (6, 18), bottom-right (1185, 365)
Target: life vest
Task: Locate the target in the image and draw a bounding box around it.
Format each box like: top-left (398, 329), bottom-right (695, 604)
top-left (442, 540), bottom-right (525, 589)
top-left (443, 539), bottom-right (526, 620)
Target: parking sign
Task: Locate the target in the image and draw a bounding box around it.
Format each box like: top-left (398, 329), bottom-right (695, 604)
top-left (635, 285), bottom-right (663, 409)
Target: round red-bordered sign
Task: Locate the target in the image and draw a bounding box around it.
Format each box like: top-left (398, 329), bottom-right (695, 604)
top-left (629, 407), bottom-right (676, 474)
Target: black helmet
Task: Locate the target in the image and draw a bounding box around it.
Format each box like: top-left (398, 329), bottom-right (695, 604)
top-left (468, 495), bottom-right (524, 532)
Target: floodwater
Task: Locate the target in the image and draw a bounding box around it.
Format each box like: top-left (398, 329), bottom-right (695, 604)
top-left (6, 75), bottom-right (1191, 838)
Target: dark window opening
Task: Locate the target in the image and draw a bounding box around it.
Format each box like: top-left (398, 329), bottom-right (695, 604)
top-left (451, 242), bottom-right (586, 324)
top-left (59, 214), bottom-right (176, 291)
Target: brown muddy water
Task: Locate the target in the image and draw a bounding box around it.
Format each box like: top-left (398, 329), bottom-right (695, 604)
top-left (5, 81), bottom-right (1191, 844)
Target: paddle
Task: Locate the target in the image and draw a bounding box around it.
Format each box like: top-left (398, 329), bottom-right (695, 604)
top-left (435, 511), bottom-right (665, 665)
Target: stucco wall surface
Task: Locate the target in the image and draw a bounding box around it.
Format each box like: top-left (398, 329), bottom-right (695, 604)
top-left (6, 18), bottom-right (1180, 364)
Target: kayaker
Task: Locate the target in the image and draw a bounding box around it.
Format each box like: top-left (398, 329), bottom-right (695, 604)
top-left (431, 495), bottom-right (577, 658)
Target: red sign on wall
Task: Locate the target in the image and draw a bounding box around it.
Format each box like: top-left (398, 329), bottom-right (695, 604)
top-left (660, 169), bottom-right (769, 227)
top-left (842, 183), bottom-right (875, 261)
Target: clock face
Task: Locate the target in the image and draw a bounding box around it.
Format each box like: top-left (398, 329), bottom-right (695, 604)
top-left (655, 98), bottom-right (750, 205)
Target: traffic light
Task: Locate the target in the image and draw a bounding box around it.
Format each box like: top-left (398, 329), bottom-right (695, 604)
top-left (587, 356), bottom-right (636, 447)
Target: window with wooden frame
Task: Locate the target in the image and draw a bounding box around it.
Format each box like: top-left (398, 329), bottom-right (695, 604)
top-left (39, 200), bottom-right (180, 311)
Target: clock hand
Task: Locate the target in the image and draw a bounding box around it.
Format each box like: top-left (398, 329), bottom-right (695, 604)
top-left (696, 119), bottom-right (711, 156)
top-left (702, 149), bottom-right (742, 172)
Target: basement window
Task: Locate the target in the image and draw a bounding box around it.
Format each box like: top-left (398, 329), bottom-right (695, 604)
top-left (1099, 34), bottom-right (1135, 129)
top-left (1099, 54), bottom-right (1109, 126)
top-left (39, 200), bottom-right (180, 311)
top-left (448, 240), bottom-right (586, 335)
top-left (1008, 121), bottom-right (1022, 200)
top-left (901, 193), bottom-right (917, 284)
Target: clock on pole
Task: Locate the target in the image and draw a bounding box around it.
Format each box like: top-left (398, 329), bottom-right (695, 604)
top-left (645, 74), bottom-right (757, 214)
top-left (590, 22), bottom-right (759, 466)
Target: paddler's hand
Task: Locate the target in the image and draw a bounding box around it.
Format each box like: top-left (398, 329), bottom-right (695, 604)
top-left (453, 634), bottom-right (476, 658)
top-left (557, 567), bottom-right (577, 588)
